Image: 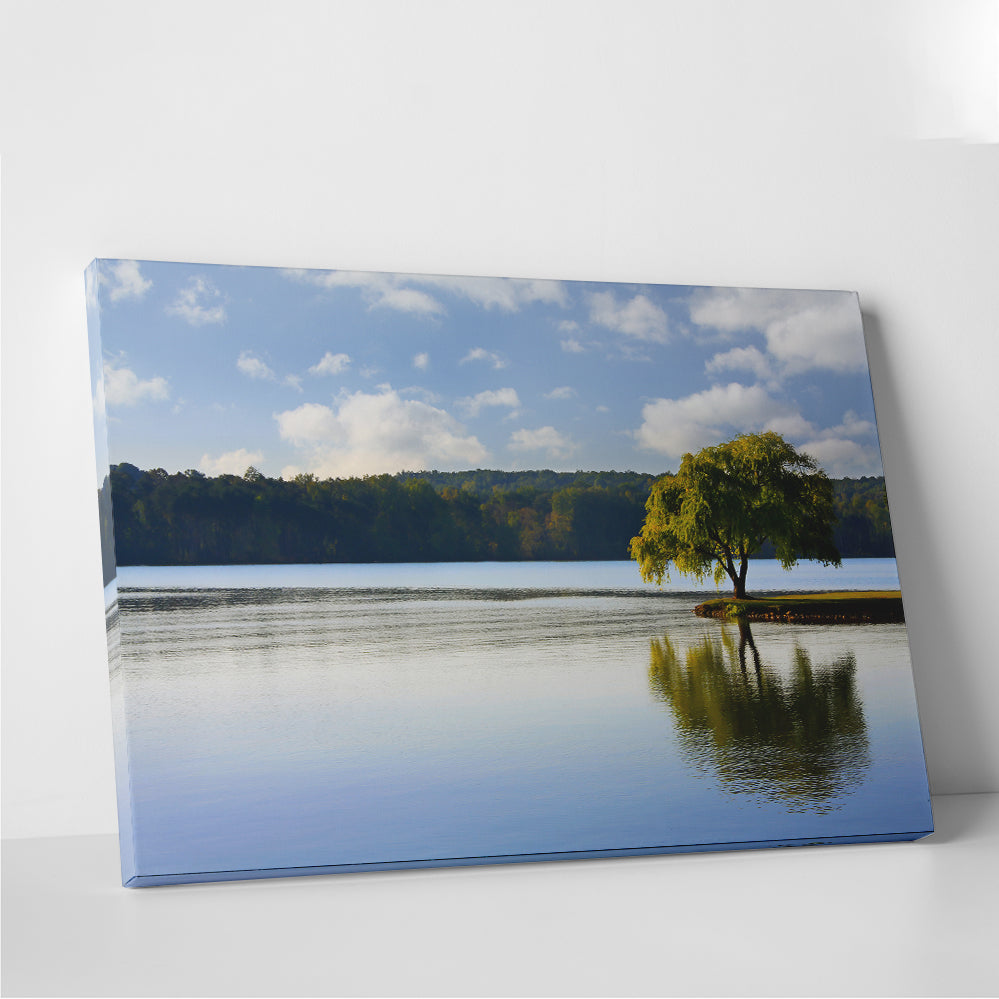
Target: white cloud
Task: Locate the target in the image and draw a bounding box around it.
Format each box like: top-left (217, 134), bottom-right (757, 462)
top-left (237, 351), bottom-right (275, 380)
top-left (633, 378), bottom-right (881, 474)
top-left (764, 412), bottom-right (816, 438)
top-left (200, 448), bottom-right (264, 476)
top-left (544, 386), bottom-right (576, 400)
top-left (103, 360), bottom-right (169, 407)
top-left (555, 309), bottom-right (601, 353)
top-left (309, 351), bottom-right (351, 376)
top-left (797, 437), bottom-right (883, 478)
top-left (791, 409), bottom-right (881, 476)
top-left (274, 388), bottom-right (488, 476)
top-left (456, 387), bottom-right (521, 417)
top-left (588, 291), bottom-right (670, 343)
top-left (508, 426), bottom-right (575, 461)
top-left (377, 285), bottom-right (445, 315)
top-left (236, 351), bottom-right (303, 390)
top-left (634, 382), bottom-right (813, 460)
top-left (689, 288), bottom-right (866, 375)
top-left (399, 385), bottom-right (441, 404)
top-left (413, 274), bottom-right (569, 311)
top-left (273, 402), bottom-right (340, 444)
top-left (460, 347), bottom-right (508, 369)
top-left (412, 352), bottom-right (430, 371)
top-left (105, 260), bottom-right (152, 302)
top-left (283, 269), bottom-right (570, 316)
top-left (705, 345), bottom-right (775, 382)
top-left (824, 409), bottom-right (877, 439)
top-left (167, 277), bottom-right (226, 325)
top-left (284, 269), bottom-right (445, 316)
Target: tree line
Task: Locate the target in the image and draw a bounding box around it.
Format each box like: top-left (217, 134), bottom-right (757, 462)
top-left (102, 463), bottom-right (894, 567)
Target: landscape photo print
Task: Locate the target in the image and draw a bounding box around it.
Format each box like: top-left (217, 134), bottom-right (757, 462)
top-left (87, 260), bottom-right (932, 886)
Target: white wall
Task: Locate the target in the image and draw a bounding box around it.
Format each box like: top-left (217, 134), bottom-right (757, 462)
top-left (3, 0), bottom-right (998, 839)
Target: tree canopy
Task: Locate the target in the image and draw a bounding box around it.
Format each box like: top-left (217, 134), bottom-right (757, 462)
top-left (101, 458), bottom-right (889, 568)
top-left (629, 432), bottom-right (841, 598)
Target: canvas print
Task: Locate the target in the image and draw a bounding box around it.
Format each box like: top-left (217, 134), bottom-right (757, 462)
top-left (87, 260), bottom-right (932, 886)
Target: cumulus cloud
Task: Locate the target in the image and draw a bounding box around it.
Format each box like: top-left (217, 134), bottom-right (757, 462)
top-left (237, 351), bottom-right (275, 380)
top-left (764, 412), bottom-right (817, 438)
top-left (274, 388), bottom-right (488, 476)
top-left (399, 385), bottom-right (441, 404)
top-left (588, 291), bottom-right (670, 343)
top-left (456, 387), bottom-right (521, 417)
top-left (284, 269), bottom-right (569, 316)
top-left (508, 426), bottom-right (575, 461)
top-left (309, 351), bottom-right (351, 376)
top-left (797, 437), bottom-right (883, 477)
top-left (544, 386), bottom-right (576, 400)
top-left (824, 409), bottom-right (877, 439)
top-left (634, 382), bottom-right (813, 460)
top-left (103, 360), bottom-right (169, 407)
top-left (556, 319), bottom-right (598, 353)
top-left (274, 402), bottom-right (339, 444)
top-left (460, 347), bottom-right (508, 369)
top-left (167, 277), bottom-right (226, 325)
top-left (200, 448), bottom-right (265, 476)
top-left (379, 285), bottom-right (445, 315)
top-left (412, 352), bottom-right (430, 371)
top-left (689, 287), bottom-right (866, 375)
top-left (104, 260), bottom-right (153, 302)
top-left (794, 409), bottom-right (882, 476)
top-left (236, 351), bottom-right (303, 390)
top-left (284, 269), bottom-right (446, 316)
top-left (705, 345), bottom-right (775, 382)
top-left (414, 274), bottom-right (569, 311)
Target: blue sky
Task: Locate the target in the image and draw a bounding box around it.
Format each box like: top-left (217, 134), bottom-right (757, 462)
top-left (87, 259), bottom-right (884, 481)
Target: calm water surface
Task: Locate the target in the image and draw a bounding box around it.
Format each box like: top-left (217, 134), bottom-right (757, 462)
top-left (112, 560), bottom-right (931, 875)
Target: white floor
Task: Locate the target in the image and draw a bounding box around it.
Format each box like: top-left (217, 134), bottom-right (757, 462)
top-left (3, 793), bottom-right (997, 998)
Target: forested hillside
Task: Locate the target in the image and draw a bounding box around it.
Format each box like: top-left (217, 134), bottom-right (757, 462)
top-left (104, 464), bottom-right (894, 566)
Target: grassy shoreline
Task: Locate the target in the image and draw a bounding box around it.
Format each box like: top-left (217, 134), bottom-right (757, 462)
top-left (694, 590), bottom-right (904, 624)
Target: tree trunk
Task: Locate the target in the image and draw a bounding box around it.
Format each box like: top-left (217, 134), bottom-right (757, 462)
top-left (733, 555), bottom-right (749, 599)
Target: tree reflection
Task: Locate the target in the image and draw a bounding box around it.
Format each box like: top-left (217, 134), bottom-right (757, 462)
top-left (649, 624), bottom-right (869, 809)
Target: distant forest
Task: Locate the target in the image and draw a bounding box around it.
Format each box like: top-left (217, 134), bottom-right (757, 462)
top-left (102, 463), bottom-right (895, 568)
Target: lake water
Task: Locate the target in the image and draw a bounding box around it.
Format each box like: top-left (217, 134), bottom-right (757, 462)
top-left (110, 559), bottom-right (932, 882)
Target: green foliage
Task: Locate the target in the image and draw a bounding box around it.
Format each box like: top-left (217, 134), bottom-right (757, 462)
top-left (103, 459), bottom-right (890, 566)
top-left (106, 465), bottom-right (656, 565)
top-left (630, 432), bottom-right (841, 597)
top-left (831, 477), bottom-right (895, 556)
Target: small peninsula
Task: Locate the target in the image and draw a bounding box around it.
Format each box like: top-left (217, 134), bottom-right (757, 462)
top-left (694, 591), bottom-right (905, 624)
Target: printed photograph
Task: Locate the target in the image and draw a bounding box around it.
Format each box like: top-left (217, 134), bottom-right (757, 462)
top-left (88, 260), bottom-right (932, 885)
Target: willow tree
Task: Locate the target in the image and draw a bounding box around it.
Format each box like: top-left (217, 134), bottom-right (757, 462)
top-left (629, 432), bottom-right (840, 599)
